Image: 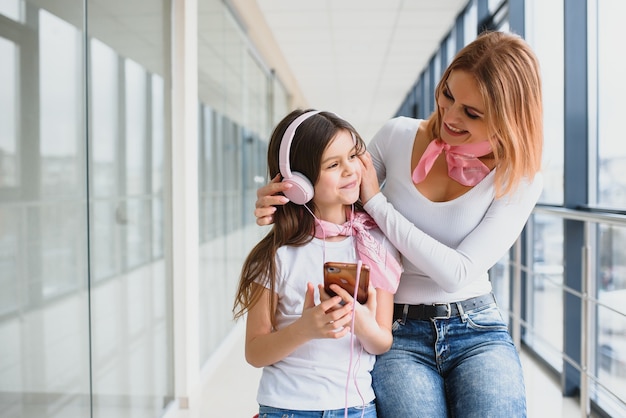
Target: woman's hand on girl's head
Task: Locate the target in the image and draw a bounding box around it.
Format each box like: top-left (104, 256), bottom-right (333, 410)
top-left (358, 151), bottom-right (381, 204)
top-left (254, 174), bottom-right (291, 226)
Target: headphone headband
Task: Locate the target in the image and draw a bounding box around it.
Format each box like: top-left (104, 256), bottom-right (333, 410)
top-left (278, 110), bottom-right (322, 180)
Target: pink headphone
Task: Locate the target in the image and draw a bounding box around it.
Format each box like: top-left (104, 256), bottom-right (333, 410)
top-left (278, 110), bottom-right (322, 204)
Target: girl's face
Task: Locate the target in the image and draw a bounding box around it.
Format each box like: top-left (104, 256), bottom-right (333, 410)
top-left (312, 129), bottom-right (361, 222)
top-left (437, 70), bottom-right (490, 146)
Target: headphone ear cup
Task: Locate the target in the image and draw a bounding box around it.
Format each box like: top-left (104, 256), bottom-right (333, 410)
top-left (282, 172), bottom-right (314, 205)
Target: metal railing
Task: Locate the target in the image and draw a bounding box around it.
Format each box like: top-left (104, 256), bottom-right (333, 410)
top-left (509, 205), bottom-right (626, 417)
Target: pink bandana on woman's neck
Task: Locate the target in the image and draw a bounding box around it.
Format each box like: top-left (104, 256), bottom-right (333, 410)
top-left (313, 209), bottom-right (402, 294)
top-left (412, 139), bottom-right (492, 186)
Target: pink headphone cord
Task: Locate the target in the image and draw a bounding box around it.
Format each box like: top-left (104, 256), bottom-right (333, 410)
top-left (345, 259), bottom-right (366, 418)
top-left (304, 204), bottom-right (365, 417)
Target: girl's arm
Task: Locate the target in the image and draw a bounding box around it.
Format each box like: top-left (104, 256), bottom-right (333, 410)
top-left (245, 283), bottom-right (355, 368)
top-left (324, 284), bottom-right (394, 355)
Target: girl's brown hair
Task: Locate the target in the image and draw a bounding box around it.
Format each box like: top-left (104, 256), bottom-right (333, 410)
top-left (233, 109), bottom-right (366, 328)
top-left (427, 31), bottom-right (543, 197)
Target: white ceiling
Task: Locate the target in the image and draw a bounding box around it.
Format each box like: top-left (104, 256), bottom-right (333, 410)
top-left (254, 0), bottom-right (468, 140)
top-left (38, 0), bottom-right (468, 143)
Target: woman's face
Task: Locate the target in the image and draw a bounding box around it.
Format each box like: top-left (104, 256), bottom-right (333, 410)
top-left (437, 70), bottom-right (490, 146)
top-left (312, 129), bottom-right (361, 221)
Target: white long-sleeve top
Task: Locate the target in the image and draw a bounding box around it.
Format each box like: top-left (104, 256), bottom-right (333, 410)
top-left (363, 117), bottom-right (543, 304)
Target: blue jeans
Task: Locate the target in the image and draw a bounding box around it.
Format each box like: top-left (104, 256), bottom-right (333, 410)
top-left (258, 401), bottom-right (377, 417)
top-left (372, 304), bottom-right (526, 418)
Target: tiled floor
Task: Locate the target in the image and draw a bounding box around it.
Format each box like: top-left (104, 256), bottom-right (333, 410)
top-left (178, 322), bottom-right (582, 418)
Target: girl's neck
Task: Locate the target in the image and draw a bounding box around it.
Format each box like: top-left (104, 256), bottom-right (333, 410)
top-left (314, 204), bottom-right (350, 225)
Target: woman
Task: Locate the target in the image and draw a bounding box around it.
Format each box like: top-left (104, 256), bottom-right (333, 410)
top-left (254, 31), bottom-right (543, 417)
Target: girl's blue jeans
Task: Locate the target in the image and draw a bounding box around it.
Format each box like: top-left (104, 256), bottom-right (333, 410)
top-left (372, 304), bottom-right (527, 418)
top-left (258, 401), bottom-right (376, 417)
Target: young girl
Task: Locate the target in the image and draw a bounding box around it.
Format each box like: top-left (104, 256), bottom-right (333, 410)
top-left (233, 109), bottom-right (402, 417)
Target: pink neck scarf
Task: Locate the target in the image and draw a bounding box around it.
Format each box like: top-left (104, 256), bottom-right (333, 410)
top-left (313, 209), bottom-right (402, 294)
top-left (412, 139), bottom-right (492, 186)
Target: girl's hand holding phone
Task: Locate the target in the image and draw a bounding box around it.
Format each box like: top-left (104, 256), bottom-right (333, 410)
top-left (294, 282), bottom-right (353, 340)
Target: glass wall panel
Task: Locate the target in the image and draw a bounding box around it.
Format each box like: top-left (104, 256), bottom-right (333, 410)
top-left (0, 1), bottom-right (92, 417)
top-left (40, 9), bottom-right (82, 198)
top-left (90, 38), bottom-right (120, 282)
top-left (197, 0), bottom-right (273, 367)
top-left (91, 39), bottom-right (119, 199)
top-left (594, 223), bottom-right (626, 415)
top-left (272, 78), bottom-right (289, 128)
top-left (87, 0), bottom-right (173, 416)
top-left (0, 0), bottom-right (22, 22)
top-left (594, 0), bottom-right (626, 209)
top-left (490, 254), bottom-right (511, 324)
top-left (1, 0), bottom-right (173, 415)
top-left (444, 31), bottom-right (455, 67)
top-left (528, 213), bottom-right (564, 370)
top-left (151, 75), bottom-right (165, 259)
top-left (0, 36), bottom-right (18, 188)
top-left (463, 0), bottom-right (477, 41)
top-left (527, 0), bottom-right (565, 205)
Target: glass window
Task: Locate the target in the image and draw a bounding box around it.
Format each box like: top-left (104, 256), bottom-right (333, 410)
top-left (90, 38), bottom-right (120, 281)
top-left (38, 8), bottom-right (86, 299)
top-left (0, 36), bottom-right (18, 188)
top-left (2, 4), bottom-right (92, 417)
top-left (88, 0), bottom-right (173, 415)
top-left (40, 9), bottom-right (82, 197)
top-left (0, 206), bottom-right (19, 315)
top-left (488, 0), bottom-right (504, 14)
top-left (199, 105), bottom-right (215, 242)
top-left (595, 222), bottom-right (626, 413)
top-left (91, 38), bottom-right (119, 198)
top-left (125, 58), bottom-right (148, 196)
top-left (432, 51), bottom-right (441, 86)
top-left (445, 30), bottom-right (456, 67)
top-left (245, 52), bottom-right (268, 136)
top-left (0, 0), bottom-right (22, 22)
top-left (527, 0), bottom-right (565, 205)
top-left (272, 77), bottom-right (289, 128)
top-left (422, 68), bottom-right (432, 118)
top-left (151, 74), bottom-right (164, 259)
top-left (594, 0), bottom-right (626, 209)
top-left (464, 0), bottom-right (478, 42)
top-left (529, 213), bottom-right (565, 370)
top-left (151, 75), bottom-right (164, 195)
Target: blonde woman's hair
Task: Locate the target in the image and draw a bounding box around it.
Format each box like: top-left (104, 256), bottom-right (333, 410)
top-left (427, 31), bottom-right (543, 197)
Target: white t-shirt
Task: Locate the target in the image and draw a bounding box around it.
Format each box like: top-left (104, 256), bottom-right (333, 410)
top-left (257, 228), bottom-right (398, 410)
top-left (364, 116), bottom-right (543, 304)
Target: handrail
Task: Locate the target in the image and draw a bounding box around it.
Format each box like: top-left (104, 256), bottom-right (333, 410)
top-left (534, 204), bottom-right (626, 227)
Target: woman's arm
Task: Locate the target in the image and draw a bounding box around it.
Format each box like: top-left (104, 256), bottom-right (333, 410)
top-left (362, 173), bottom-right (543, 293)
top-left (245, 283), bottom-right (354, 368)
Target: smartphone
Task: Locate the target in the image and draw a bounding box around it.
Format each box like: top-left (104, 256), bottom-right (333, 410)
top-left (323, 262), bottom-right (370, 304)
